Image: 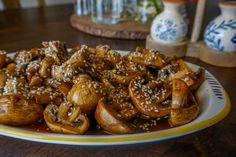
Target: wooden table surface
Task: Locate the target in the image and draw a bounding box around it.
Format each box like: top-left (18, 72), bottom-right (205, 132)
top-left (0, 5), bottom-right (235, 157)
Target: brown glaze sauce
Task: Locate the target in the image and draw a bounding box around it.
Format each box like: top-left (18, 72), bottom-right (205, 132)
top-left (20, 116), bottom-right (172, 135)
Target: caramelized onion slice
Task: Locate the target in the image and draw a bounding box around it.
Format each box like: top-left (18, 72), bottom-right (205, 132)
top-left (95, 99), bottom-right (134, 134)
top-left (129, 78), bottom-right (172, 118)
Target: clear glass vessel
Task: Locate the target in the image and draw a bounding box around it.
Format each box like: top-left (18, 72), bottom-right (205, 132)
top-left (74, 0), bottom-right (91, 16)
top-left (91, 0), bottom-right (124, 25)
top-left (135, 0), bottom-right (163, 24)
top-left (122, 0), bottom-right (138, 20)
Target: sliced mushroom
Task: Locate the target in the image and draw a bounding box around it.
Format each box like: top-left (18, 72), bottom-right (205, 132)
top-left (42, 41), bottom-right (69, 65)
top-left (95, 99), bottom-right (134, 134)
top-left (110, 60), bottom-right (146, 85)
top-left (111, 70), bottom-right (146, 86)
top-left (39, 56), bottom-right (55, 78)
top-left (51, 47), bottom-right (88, 82)
top-left (0, 51), bottom-right (7, 68)
top-left (190, 68), bottom-right (205, 91)
top-left (0, 71), bottom-right (8, 89)
top-left (31, 87), bottom-right (63, 105)
top-left (44, 103), bottom-right (89, 134)
top-left (171, 79), bottom-right (189, 109)
top-left (6, 63), bottom-right (16, 75)
top-left (101, 79), bottom-right (139, 120)
top-left (26, 60), bottom-right (41, 81)
top-left (169, 79), bottom-right (200, 126)
top-left (125, 47), bottom-right (171, 68)
top-left (14, 50), bottom-right (39, 75)
top-left (0, 94), bottom-right (43, 125)
top-left (73, 74), bottom-right (92, 84)
top-left (90, 45), bottom-right (121, 66)
top-left (167, 60), bottom-right (196, 86)
top-left (3, 76), bottom-right (29, 97)
top-left (67, 80), bottom-right (105, 113)
top-left (57, 82), bottom-right (72, 96)
top-left (129, 78), bottom-right (172, 118)
top-left (158, 59), bottom-right (204, 91)
top-left (29, 74), bottom-right (43, 87)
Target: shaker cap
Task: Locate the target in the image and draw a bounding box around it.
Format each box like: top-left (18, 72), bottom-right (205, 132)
top-left (164, 0), bottom-right (186, 4)
top-left (219, 1), bottom-right (236, 7)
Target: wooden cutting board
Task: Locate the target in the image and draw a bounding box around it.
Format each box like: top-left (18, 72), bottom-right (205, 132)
top-left (70, 14), bottom-right (150, 39)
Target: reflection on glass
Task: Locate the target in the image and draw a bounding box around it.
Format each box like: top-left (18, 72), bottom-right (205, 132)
top-left (135, 0), bottom-right (163, 24)
top-left (74, 0), bottom-right (90, 16)
top-left (91, 0), bottom-right (124, 25)
top-left (122, 0), bottom-right (137, 20)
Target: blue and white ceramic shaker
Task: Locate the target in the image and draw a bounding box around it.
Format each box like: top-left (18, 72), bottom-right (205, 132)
top-left (204, 1), bottom-right (236, 52)
top-left (150, 0), bottom-right (188, 44)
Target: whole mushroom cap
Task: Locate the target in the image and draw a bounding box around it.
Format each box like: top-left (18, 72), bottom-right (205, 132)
top-left (67, 81), bottom-right (104, 113)
top-left (0, 94), bottom-right (43, 125)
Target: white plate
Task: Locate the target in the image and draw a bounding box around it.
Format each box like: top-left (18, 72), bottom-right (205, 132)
top-left (0, 51), bottom-right (231, 145)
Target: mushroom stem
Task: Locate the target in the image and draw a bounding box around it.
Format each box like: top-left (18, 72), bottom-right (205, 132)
top-left (57, 103), bottom-right (70, 121)
top-left (68, 105), bottom-right (81, 123)
top-left (171, 79), bottom-right (189, 109)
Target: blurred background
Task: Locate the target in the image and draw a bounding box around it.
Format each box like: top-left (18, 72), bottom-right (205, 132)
top-left (0, 0), bottom-right (225, 36)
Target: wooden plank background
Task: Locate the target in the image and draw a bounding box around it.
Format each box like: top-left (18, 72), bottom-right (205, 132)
top-left (0, 0), bottom-right (74, 10)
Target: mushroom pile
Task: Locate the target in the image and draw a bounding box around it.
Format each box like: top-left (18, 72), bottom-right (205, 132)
top-left (0, 41), bottom-right (204, 134)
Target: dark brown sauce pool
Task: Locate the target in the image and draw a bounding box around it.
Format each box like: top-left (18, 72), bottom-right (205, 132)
top-left (20, 116), bottom-right (172, 135)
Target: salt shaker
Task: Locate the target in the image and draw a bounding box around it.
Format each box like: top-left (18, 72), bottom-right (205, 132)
top-left (204, 1), bottom-right (236, 52)
top-left (150, 0), bottom-right (188, 44)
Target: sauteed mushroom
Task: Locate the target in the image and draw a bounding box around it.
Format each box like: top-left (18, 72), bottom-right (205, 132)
top-left (158, 59), bottom-right (205, 90)
top-left (89, 45), bottom-right (121, 67)
top-left (14, 49), bottom-right (41, 75)
top-left (44, 102), bottom-right (89, 134)
top-left (169, 79), bottom-right (200, 126)
top-left (6, 63), bottom-right (16, 75)
top-left (125, 47), bottom-right (172, 68)
top-left (31, 87), bottom-right (63, 105)
top-left (3, 76), bottom-right (29, 97)
top-left (0, 71), bottom-right (7, 90)
top-left (42, 41), bottom-right (68, 65)
top-left (0, 41), bottom-right (205, 135)
top-left (51, 46), bottom-right (88, 82)
top-left (39, 56), bottom-right (55, 78)
top-left (95, 99), bottom-right (134, 134)
top-left (73, 74), bottom-right (92, 84)
top-left (129, 78), bottom-right (172, 118)
top-left (67, 79), bottom-right (105, 113)
top-left (190, 67), bottom-right (205, 90)
top-left (110, 60), bottom-right (146, 85)
top-left (101, 79), bottom-right (139, 120)
top-left (0, 51), bottom-right (7, 68)
top-left (0, 95), bottom-right (43, 125)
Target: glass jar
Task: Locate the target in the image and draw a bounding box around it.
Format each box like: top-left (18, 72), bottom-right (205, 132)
top-left (122, 0), bottom-right (138, 20)
top-left (135, 0), bottom-right (163, 24)
top-left (91, 0), bottom-right (124, 25)
top-left (74, 0), bottom-right (91, 16)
